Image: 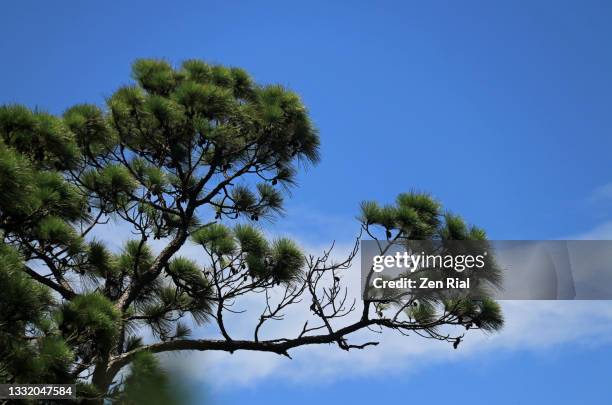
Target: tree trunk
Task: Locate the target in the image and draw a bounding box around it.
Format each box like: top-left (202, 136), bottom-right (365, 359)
top-left (89, 357), bottom-right (112, 404)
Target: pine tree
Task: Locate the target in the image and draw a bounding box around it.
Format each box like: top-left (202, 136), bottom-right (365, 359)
top-left (0, 59), bottom-right (503, 402)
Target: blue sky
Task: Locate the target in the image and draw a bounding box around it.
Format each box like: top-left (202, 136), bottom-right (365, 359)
top-left (2, 1), bottom-right (612, 404)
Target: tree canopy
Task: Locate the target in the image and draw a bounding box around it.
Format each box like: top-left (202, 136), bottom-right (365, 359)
top-left (0, 59), bottom-right (503, 403)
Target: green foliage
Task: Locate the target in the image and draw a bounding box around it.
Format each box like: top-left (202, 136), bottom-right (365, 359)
top-left (360, 192), bottom-right (440, 238)
top-left (0, 105), bottom-right (78, 169)
top-left (396, 192), bottom-right (441, 220)
top-left (76, 381), bottom-right (102, 401)
top-left (63, 103), bottom-right (115, 152)
top-left (191, 223), bottom-right (303, 283)
top-left (467, 225), bottom-right (487, 240)
top-left (33, 171), bottom-right (87, 221)
top-left (256, 183), bottom-right (283, 214)
top-left (444, 297), bottom-right (503, 332)
top-left (246, 237), bottom-right (302, 283)
top-left (168, 257), bottom-right (209, 289)
top-left (359, 201), bottom-right (380, 225)
top-left (86, 240), bottom-right (117, 278)
top-left (359, 191), bottom-right (494, 241)
top-left (0, 244), bottom-right (75, 384)
top-left (7, 335), bottom-right (75, 384)
top-left (35, 336), bottom-right (74, 382)
top-left (173, 80), bottom-right (235, 119)
top-left (131, 158), bottom-right (169, 193)
top-left (116, 351), bottom-right (188, 405)
top-left (407, 300), bottom-right (437, 325)
top-left (475, 298), bottom-right (504, 332)
top-left (268, 238), bottom-right (304, 283)
top-left (378, 205), bottom-right (399, 231)
top-left (230, 185), bottom-right (257, 212)
top-left (137, 282), bottom-right (211, 338)
top-left (132, 59), bottom-right (177, 95)
top-left (191, 223), bottom-right (236, 255)
top-left (0, 244), bottom-right (52, 335)
top-left (234, 224), bottom-right (268, 256)
top-left (83, 164), bottom-right (137, 208)
top-left (440, 213), bottom-right (469, 240)
top-left (36, 215), bottom-right (83, 252)
top-left (0, 141), bottom-right (34, 215)
top-left (124, 335), bottom-right (144, 352)
top-left (181, 59), bottom-right (213, 83)
top-left (118, 240), bottom-right (154, 276)
top-left (363, 192), bottom-right (504, 335)
top-left (59, 292), bottom-right (120, 352)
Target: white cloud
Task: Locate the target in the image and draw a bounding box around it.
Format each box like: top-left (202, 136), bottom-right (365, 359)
top-left (590, 183), bottom-right (612, 203)
top-left (87, 213), bottom-right (612, 390)
top-left (165, 281), bottom-right (612, 389)
top-left (569, 221), bottom-right (612, 240)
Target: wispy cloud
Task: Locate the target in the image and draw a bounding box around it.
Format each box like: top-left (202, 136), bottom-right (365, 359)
top-left (589, 183), bottom-right (612, 203)
top-left (88, 212), bottom-right (612, 389)
top-left (164, 292), bottom-right (612, 389)
top-left (569, 221), bottom-right (612, 240)
top-left (161, 239), bottom-right (612, 389)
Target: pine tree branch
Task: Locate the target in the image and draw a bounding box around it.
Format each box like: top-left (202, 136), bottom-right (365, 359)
top-left (114, 154), bottom-right (257, 312)
top-left (107, 317), bottom-right (382, 377)
top-left (107, 311), bottom-right (456, 381)
top-left (115, 227), bottom-right (189, 311)
top-left (23, 265), bottom-right (76, 300)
